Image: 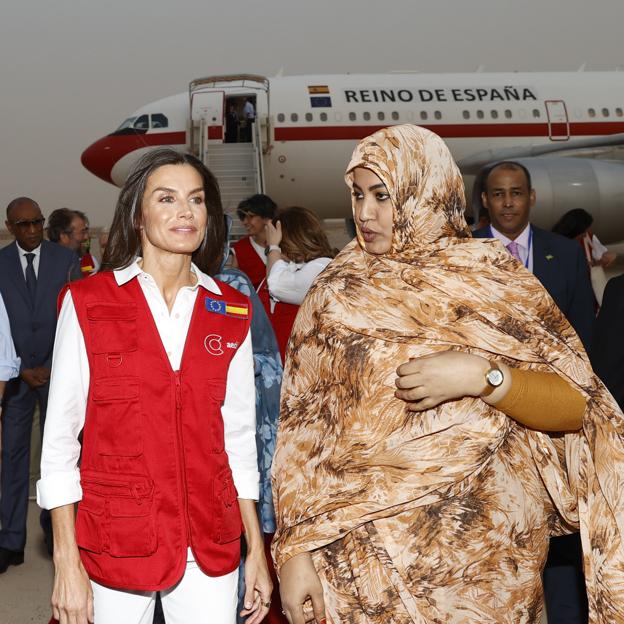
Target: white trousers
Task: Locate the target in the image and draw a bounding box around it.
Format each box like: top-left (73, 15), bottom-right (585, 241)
top-left (91, 562), bottom-right (238, 624)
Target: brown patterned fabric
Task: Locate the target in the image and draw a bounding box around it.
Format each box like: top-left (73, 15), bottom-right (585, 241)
top-left (272, 125), bottom-right (624, 623)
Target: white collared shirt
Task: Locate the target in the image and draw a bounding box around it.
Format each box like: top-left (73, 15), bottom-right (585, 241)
top-left (16, 242), bottom-right (41, 278)
top-left (37, 260), bottom-right (259, 513)
top-left (0, 294), bottom-right (20, 381)
top-left (488, 223), bottom-right (534, 273)
top-left (267, 257), bottom-right (332, 305)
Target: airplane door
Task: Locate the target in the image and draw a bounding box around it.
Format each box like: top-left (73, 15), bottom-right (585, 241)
top-left (191, 90), bottom-right (225, 142)
top-left (545, 100), bottom-right (570, 141)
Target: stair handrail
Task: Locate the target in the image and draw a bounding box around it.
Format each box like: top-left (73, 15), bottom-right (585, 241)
top-left (252, 120), bottom-right (265, 194)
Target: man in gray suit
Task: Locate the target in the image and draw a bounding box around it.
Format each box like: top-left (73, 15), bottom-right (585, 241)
top-left (0, 197), bottom-right (79, 573)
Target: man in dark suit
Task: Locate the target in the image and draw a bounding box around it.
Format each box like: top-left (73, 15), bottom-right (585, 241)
top-left (0, 197), bottom-right (79, 573)
top-left (474, 161), bottom-right (595, 624)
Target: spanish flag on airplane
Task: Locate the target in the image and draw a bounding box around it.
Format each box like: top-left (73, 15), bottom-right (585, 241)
top-left (308, 85), bottom-right (330, 94)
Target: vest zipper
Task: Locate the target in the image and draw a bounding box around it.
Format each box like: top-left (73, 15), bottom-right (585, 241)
top-left (174, 372), bottom-right (191, 544)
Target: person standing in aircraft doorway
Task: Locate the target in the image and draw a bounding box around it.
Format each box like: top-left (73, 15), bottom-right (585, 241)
top-left (242, 97), bottom-right (256, 142)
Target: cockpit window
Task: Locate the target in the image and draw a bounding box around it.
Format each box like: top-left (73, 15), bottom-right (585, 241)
top-left (151, 113), bottom-right (168, 129)
top-left (115, 117), bottom-right (137, 131)
top-left (133, 115), bottom-right (149, 130)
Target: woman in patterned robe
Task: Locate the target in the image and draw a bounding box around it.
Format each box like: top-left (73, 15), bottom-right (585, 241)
top-left (271, 125), bottom-right (624, 623)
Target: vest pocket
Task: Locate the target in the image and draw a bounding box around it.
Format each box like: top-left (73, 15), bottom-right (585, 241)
top-left (87, 303), bottom-right (138, 354)
top-left (75, 491), bottom-right (105, 554)
top-left (79, 471), bottom-right (157, 558)
top-left (213, 467), bottom-right (242, 544)
top-left (92, 377), bottom-right (142, 456)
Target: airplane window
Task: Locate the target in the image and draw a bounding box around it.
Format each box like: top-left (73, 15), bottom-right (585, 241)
top-left (151, 113), bottom-right (168, 129)
top-left (602, 108), bottom-right (610, 117)
top-left (588, 108), bottom-right (596, 118)
top-left (616, 107), bottom-right (623, 117)
top-left (476, 110), bottom-right (484, 119)
top-left (291, 113), bottom-right (298, 122)
top-left (349, 112), bottom-right (357, 121)
top-left (115, 117), bottom-right (137, 131)
top-left (277, 113), bottom-right (285, 122)
top-left (320, 112), bottom-right (328, 122)
top-left (420, 111), bottom-right (428, 120)
top-left (434, 111), bottom-right (442, 120)
top-left (490, 110), bottom-right (499, 119)
top-left (504, 110), bottom-right (512, 119)
top-left (363, 111), bottom-right (371, 121)
top-left (462, 111), bottom-right (470, 120)
top-left (378, 112), bottom-right (385, 121)
top-left (391, 111), bottom-right (399, 121)
top-left (305, 113), bottom-right (313, 122)
top-left (133, 114), bottom-right (149, 130)
top-left (532, 109), bottom-right (541, 118)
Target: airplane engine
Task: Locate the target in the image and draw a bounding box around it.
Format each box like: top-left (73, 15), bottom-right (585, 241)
top-left (471, 158), bottom-right (624, 243)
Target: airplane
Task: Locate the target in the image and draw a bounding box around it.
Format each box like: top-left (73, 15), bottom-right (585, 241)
top-left (81, 72), bottom-right (624, 242)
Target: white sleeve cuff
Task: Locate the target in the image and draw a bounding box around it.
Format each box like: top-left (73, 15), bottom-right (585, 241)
top-left (36, 470), bottom-right (83, 510)
top-left (233, 468), bottom-right (260, 501)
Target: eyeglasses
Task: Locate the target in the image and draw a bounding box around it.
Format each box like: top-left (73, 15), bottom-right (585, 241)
top-left (11, 218), bottom-right (45, 229)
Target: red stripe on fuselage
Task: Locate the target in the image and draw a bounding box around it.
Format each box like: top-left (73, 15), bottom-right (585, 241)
top-left (273, 121), bottom-right (624, 141)
top-left (81, 131), bottom-right (187, 184)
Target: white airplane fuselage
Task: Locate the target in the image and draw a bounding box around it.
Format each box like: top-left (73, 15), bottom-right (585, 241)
top-left (81, 72), bottom-right (624, 241)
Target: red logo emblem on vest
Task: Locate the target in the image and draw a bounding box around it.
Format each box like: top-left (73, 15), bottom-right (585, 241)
top-left (204, 334), bottom-right (224, 356)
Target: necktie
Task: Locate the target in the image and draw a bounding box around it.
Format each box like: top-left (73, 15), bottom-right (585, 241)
top-left (25, 253), bottom-right (37, 302)
top-left (506, 241), bottom-right (522, 262)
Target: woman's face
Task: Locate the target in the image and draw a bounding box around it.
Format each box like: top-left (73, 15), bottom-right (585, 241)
top-left (241, 212), bottom-right (270, 238)
top-left (140, 164), bottom-right (207, 257)
top-left (352, 167), bottom-right (393, 255)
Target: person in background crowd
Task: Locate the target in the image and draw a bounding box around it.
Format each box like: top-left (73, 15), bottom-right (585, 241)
top-left (262, 206), bottom-right (335, 362)
top-left (231, 194), bottom-right (278, 292)
top-left (475, 163), bottom-right (595, 623)
top-left (0, 291), bottom-right (21, 447)
top-left (272, 125), bottom-right (624, 624)
top-left (552, 207), bottom-right (616, 307)
top-left (98, 226), bottom-right (110, 258)
top-left (37, 150), bottom-right (270, 624)
top-left (0, 197), bottom-right (79, 571)
top-left (47, 208), bottom-right (99, 276)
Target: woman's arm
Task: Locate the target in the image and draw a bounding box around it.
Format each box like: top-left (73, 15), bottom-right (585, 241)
top-left (221, 329), bottom-right (272, 623)
top-left (267, 259), bottom-right (331, 306)
top-left (394, 351), bottom-right (585, 431)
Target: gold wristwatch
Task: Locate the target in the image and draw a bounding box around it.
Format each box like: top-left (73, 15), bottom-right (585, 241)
top-left (481, 360), bottom-right (504, 397)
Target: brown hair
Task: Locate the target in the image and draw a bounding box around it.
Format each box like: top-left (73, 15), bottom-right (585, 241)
top-left (276, 206), bottom-right (335, 263)
top-left (101, 148), bottom-right (225, 275)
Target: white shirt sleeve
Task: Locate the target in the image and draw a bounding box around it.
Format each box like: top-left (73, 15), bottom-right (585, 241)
top-left (222, 329), bottom-right (259, 500)
top-left (0, 294), bottom-right (20, 381)
top-left (37, 292), bottom-right (89, 510)
top-left (591, 234), bottom-right (609, 262)
top-left (266, 257), bottom-right (331, 305)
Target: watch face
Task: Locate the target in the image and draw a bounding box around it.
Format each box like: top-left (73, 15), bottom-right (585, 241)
top-left (487, 369), bottom-right (504, 387)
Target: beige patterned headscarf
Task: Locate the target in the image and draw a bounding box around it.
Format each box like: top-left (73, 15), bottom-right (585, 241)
top-left (272, 125), bottom-right (624, 622)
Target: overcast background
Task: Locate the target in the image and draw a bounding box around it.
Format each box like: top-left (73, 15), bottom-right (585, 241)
top-left (1, 0), bottom-right (623, 227)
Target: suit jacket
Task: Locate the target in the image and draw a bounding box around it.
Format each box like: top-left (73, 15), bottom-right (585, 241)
top-left (590, 274), bottom-right (624, 410)
top-left (473, 225), bottom-right (595, 349)
top-left (0, 240), bottom-right (79, 371)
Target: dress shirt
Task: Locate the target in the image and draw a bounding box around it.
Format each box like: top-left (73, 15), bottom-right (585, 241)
top-left (243, 100), bottom-right (255, 120)
top-left (16, 242), bottom-right (41, 278)
top-left (37, 260), bottom-right (259, 514)
top-left (267, 257), bottom-right (332, 305)
top-left (0, 294), bottom-right (20, 381)
top-left (489, 223), bottom-right (534, 273)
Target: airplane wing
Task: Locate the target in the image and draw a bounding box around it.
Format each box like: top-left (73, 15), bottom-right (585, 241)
top-left (458, 133), bottom-right (624, 173)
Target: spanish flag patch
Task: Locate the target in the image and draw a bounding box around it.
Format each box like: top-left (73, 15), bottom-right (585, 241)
top-left (308, 85), bottom-right (330, 94)
top-left (205, 297), bottom-right (249, 319)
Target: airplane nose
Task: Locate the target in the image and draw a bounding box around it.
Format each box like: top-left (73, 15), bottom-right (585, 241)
top-left (81, 136), bottom-right (118, 184)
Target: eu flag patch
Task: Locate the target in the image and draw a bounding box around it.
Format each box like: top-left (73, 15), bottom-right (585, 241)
top-left (310, 96), bottom-right (332, 108)
top-left (205, 298), bottom-right (226, 315)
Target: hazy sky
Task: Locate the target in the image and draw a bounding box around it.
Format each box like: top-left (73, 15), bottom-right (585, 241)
top-left (1, 0), bottom-right (623, 226)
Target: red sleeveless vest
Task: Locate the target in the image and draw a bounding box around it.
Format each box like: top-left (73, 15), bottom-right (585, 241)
top-left (232, 236), bottom-right (265, 290)
top-left (257, 282), bottom-right (299, 363)
top-left (67, 271), bottom-right (252, 591)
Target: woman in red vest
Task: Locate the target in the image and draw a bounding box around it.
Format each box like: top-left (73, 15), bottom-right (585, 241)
top-left (260, 207), bottom-right (335, 362)
top-left (231, 194), bottom-right (277, 293)
top-left (37, 149), bottom-right (271, 624)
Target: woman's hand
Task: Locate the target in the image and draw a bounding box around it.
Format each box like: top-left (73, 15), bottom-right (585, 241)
top-left (51, 554), bottom-right (93, 624)
top-left (265, 221), bottom-right (282, 247)
top-left (240, 547), bottom-right (273, 624)
top-left (279, 552), bottom-right (328, 624)
top-left (395, 351), bottom-right (494, 411)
